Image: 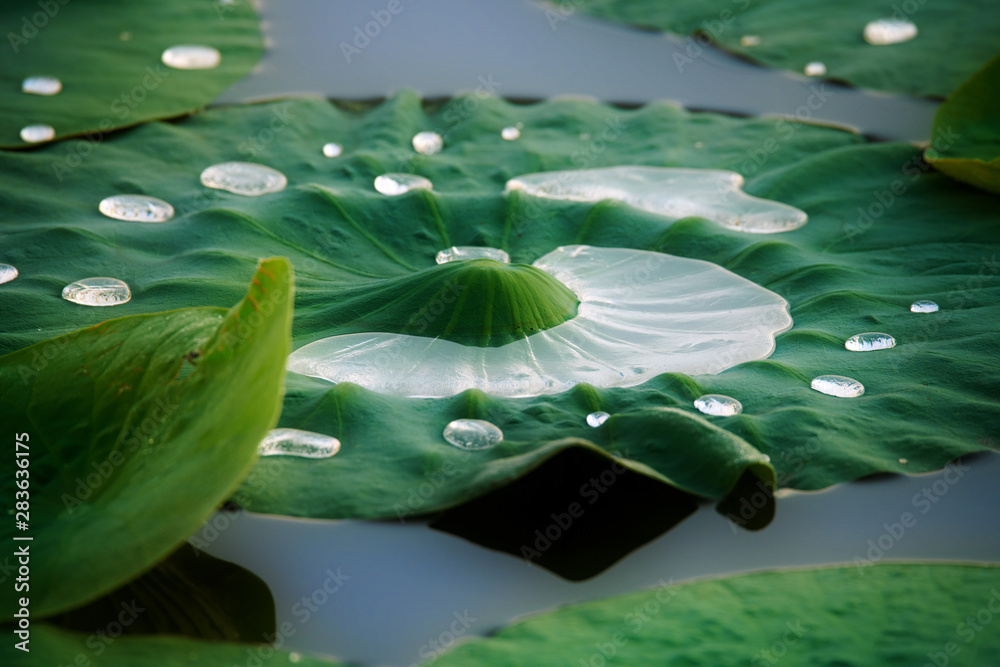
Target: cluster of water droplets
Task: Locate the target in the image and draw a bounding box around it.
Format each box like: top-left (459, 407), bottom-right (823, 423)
top-left (61, 278), bottom-right (132, 307)
top-left (258, 429), bottom-right (341, 459)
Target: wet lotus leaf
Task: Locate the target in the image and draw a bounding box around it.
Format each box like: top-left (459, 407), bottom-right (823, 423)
top-left (567, 0), bottom-right (1000, 98)
top-left (0, 94), bottom-right (998, 573)
top-left (0, 0), bottom-right (263, 148)
top-left (431, 562), bottom-right (1000, 666)
top-left (925, 54), bottom-right (1000, 194)
top-left (0, 259), bottom-right (292, 618)
top-left (5, 623), bottom-right (344, 667)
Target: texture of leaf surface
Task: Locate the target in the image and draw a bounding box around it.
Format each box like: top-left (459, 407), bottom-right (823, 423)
top-left (5, 624), bottom-right (343, 667)
top-left (569, 0), bottom-right (1000, 97)
top-left (432, 563), bottom-right (1000, 666)
top-left (925, 54), bottom-right (1000, 194)
top-left (0, 0), bottom-right (263, 148)
top-left (0, 259), bottom-right (292, 618)
top-left (0, 94), bottom-right (997, 544)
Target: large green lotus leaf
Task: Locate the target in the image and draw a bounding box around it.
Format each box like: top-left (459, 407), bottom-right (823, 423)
top-left (566, 0), bottom-right (1000, 98)
top-left (0, 93), bottom-right (997, 545)
top-left (431, 562), bottom-right (1000, 665)
top-left (925, 54), bottom-right (1000, 194)
top-left (0, 258), bottom-right (292, 618)
top-left (0, 0), bottom-right (263, 148)
top-left (5, 624), bottom-right (344, 667)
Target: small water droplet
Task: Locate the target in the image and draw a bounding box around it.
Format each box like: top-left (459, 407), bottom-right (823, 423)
top-left (288, 653), bottom-right (302, 664)
top-left (501, 126), bottom-right (521, 141)
top-left (435, 246), bottom-right (510, 264)
top-left (910, 300), bottom-right (938, 313)
top-left (20, 124), bottom-right (55, 143)
top-left (863, 18), bottom-right (918, 45)
top-left (98, 194), bottom-right (174, 222)
top-left (258, 428), bottom-right (340, 459)
top-left (898, 458), bottom-right (908, 464)
top-left (62, 277), bottom-right (131, 307)
top-left (804, 61), bottom-right (827, 77)
top-left (811, 375), bottom-right (864, 398)
top-left (694, 394), bottom-right (743, 416)
top-left (0, 264), bottom-right (19, 285)
top-left (374, 173), bottom-right (433, 196)
top-left (161, 45), bottom-right (221, 70)
top-left (740, 35), bottom-right (762, 47)
top-left (22, 76), bottom-right (61, 96)
top-left (322, 142), bottom-right (343, 158)
top-left (412, 131), bottom-right (443, 155)
top-left (200, 162), bottom-right (287, 196)
top-left (443, 419), bottom-right (503, 451)
top-left (845, 332), bottom-right (896, 352)
top-left (586, 411), bottom-right (610, 427)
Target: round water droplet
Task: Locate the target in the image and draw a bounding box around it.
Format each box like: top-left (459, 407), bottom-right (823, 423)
top-left (0, 264), bottom-right (19, 285)
top-left (412, 131), bottom-right (443, 155)
top-left (501, 126), bottom-right (521, 141)
top-left (200, 162), bottom-right (287, 196)
top-left (98, 194), bottom-right (175, 223)
top-left (161, 45), bottom-right (221, 70)
top-left (898, 458), bottom-right (908, 464)
top-left (374, 173), bottom-right (433, 196)
top-left (740, 35), bottom-right (762, 47)
top-left (586, 411), bottom-right (610, 427)
top-left (845, 332), bottom-right (896, 352)
top-left (910, 300), bottom-right (938, 313)
top-left (863, 18), bottom-right (918, 45)
top-left (694, 394), bottom-right (743, 416)
top-left (22, 76), bottom-right (61, 96)
top-left (258, 428), bottom-right (340, 459)
top-left (811, 375), bottom-right (864, 398)
top-left (435, 246), bottom-right (510, 264)
top-left (20, 124), bottom-right (55, 143)
top-left (62, 277), bottom-right (131, 307)
top-left (804, 61), bottom-right (827, 77)
top-left (322, 142), bottom-right (343, 158)
top-left (443, 419), bottom-right (503, 451)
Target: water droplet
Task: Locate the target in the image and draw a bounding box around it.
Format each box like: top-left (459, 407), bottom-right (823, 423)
top-left (22, 76), bottom-right (61, 96)
top-left (374, 173), bottom-right (433, 196)
top-left (910, 300), bottom-right (938, 313)
top-left (288, 653), bottom-right (302, 664)
top-left (442, 419), bottom-right (503, 450)
top-left (506, 166), bottom-right (807, 234)
top-left (435, 246), bottom-right (510, 264)
top-left (200, 162), bottom-right (287, 196)
top-left (586, 411), bottom-right (610, 427)
top-left (62, 278), bottom-right (131, 307)
top-left (412, 131), bottom-right (443, 155)
top-left (0, 264), bottom-right (19, 285)
top-left (98, 194), bottom-right (174, 222)
top-left (898, 458), bottom-right (908, 464)
top-left (258, 428), bottom-right (340, 459)
top-left (844, 332), bottom-right (896, 352)
top-left (322, 142), bottom-right (343, 158)
top-left (740, 35), bottom-right (762, 47)
top-left (161, 45), bottom-right (221, 70)
top-left (811, 375), bottom-right (864, 398)
top-left (501, 126), bottom-right (521, 141)
top-left (863, 18), bottom-right (918, 45)
top-left (20, 124), bottom-right (55, 143)
top-left (804, 61), bottom-right (827, 77)
top-left (694, 394), bottom-right (743, 416)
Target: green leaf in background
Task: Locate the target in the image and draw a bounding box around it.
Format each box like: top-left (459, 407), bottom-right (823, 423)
top-left (431, 562), bottom-right (1000, 666)
top-left (925, 54), bottom-right (1000, 194)
top-left (567, 0), bottom-right (1000, 98)
top-left (5, 623), bottom-right (344, 667)
top-left (0, 93), bottom-right (997, 574)
top-left (0, 258), bottom-right (292, 618)
top-left (0, 0), bottom-right (263, 148)
top-left (50, 544), bottom-right (277, 643)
